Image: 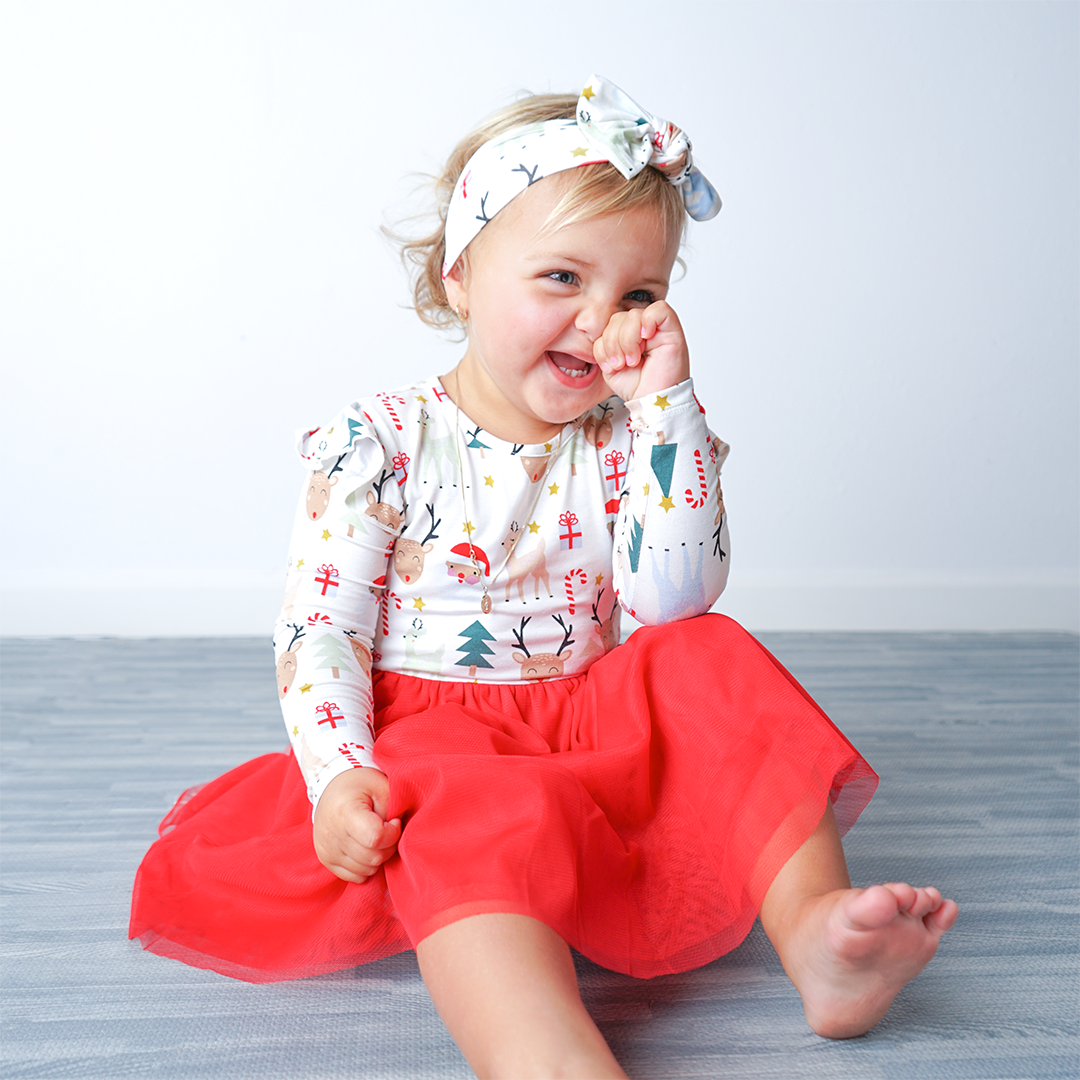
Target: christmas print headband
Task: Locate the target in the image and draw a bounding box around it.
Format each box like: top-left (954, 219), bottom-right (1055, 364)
top-left (442, 74), bottom-right (721, 278)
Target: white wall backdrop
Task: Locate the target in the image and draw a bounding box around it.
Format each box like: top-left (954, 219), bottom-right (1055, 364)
top-left (2, 0), bottom-right (1077, 635)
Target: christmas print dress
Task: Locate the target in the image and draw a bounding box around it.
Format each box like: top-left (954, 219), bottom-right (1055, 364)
top-left (129, 377), bottom-right (877, 982)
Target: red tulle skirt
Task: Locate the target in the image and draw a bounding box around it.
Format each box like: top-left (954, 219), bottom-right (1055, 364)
top-left (130, 615), bottom-right (877, 983)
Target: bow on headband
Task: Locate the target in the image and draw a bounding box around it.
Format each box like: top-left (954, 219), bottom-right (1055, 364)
top-left (442, 75), bottom-right (720, 277)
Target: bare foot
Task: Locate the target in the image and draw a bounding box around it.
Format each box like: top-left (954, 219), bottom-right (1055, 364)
top-left (781, 883), bottom-right (958, 1039)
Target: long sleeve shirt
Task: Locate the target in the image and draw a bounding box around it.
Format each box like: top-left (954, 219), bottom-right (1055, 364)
top-left (274, 376), bottom-right (729, 810)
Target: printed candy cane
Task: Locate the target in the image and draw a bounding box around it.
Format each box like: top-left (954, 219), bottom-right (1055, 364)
top-left (685, 449), bottom-right (708, 509)
top-left (564, 568), bottom-right (587, 615)
top-left (337, 741), bottom-right (367, 768)
top-left (380, 590), bottom-right (402, 635)
top-left (377, 394), bottom-right (406, 431)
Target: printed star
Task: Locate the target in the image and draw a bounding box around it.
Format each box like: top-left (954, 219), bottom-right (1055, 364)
top-left (527, 521), bottom-right (541, 533)
top-left (581, 85), bottom-right (596, 101)
top-left (296, 558), bottom-right (304, 568)
top-left (416, 394), bottom-right (427, 403)
top-left (548, 482), bottom-right (559, 495)
top-left (327, 426), bottom-right (334, 433)
top-left (484, 475), bottom-right (494, 487)
top-left (292, 725), bottom-right (299, 736)
top-left (463, 520), bottom-right (475, 536)
top-left (544, 442), bottom-right (553, 452)
top-left (321, 529), bottom-right (331, 540)
top-left (571, 146), bottom-right (589, 157)
top-left (299, 683), bottom-right (313, 693)
top-left (659, 495), bottom-right (676, 512)
top-left (595, 573), bottom-right (604, 585)
top-left (643, 483), bottom-right (650, 496)
top-left (413, 597), bottom-right (426, 610)
top-left (654, 395), bottom-right (670, 410)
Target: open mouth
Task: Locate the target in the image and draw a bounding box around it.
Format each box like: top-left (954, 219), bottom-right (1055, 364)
top-left (547, 351), bottom-right (595, 381)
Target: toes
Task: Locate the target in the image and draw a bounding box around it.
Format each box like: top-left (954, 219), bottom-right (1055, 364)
top-left (845, 884), bottom-right (904, 929)
top-left (906, 886), bottom-right (943, 920)
top-left (880, 882), bottom-right (917, 913)
top-left (926, 898), bottom-right (959, 935)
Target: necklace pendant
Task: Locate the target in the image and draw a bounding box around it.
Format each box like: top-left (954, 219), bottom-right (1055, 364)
top-left (481, 593), bottom-right (493, 615)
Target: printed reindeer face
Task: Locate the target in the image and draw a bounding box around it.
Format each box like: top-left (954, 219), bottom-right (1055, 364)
top-left (591, 588), bottom-right (620, 654)
top-left (393, 539), bottom-right (434, 585)
top-left (363, 470), bottom-right (404, 530)
top-left (305, 455), bottom-right (346, 521)
top-left (306, 472), bottom-right (335, 520)
top-left (583, 404), bottom-right (614, 449)
top-left (511, 614), bottom-right (574, 681)
top-left (276, 623), bottom-right (306, 698)
top-left (365, 490), bottom-right (404, 530)
top-left (392, 503), bottom-right (441, 586)
top-left (519, 454), bottom-right (550, 483)
top-left (514, 649), bottom-right (573, 680)
top-left (346, 635), bottom-right (372, 675)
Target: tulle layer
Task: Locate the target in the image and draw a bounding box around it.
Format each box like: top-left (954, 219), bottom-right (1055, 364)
top-left (130, 614), bottom-right (877, 982)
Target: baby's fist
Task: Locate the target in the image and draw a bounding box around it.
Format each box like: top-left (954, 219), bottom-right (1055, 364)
top-left (593, 301), bottom-right (690, 401)
top-left (313, 767), bottom-right (401, 883)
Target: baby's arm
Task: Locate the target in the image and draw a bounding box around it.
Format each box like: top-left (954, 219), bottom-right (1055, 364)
top-left (598, 306), bottom-right (730, 623)
top-left (274, 406), bottom-right (403, 878)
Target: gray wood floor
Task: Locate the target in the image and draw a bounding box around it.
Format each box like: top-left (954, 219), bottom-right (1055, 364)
top-left (2, 632), bottom-right (1077, 1079)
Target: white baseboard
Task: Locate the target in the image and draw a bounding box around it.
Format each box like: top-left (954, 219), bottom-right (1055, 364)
top-left (716, 572), bottom-right (1079, 632)
top-left (1, 575), bottom-right (1077, 636)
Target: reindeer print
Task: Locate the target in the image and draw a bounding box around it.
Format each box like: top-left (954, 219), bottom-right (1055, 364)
top-left (582, 402), bottom-right (614, 449)
top-left (501, 522), bottom-right (552, 602)
top-left (421, 429), bottom-right (458, 487)
top-left (511, 615), bottom-right (574, 681)
top-left (519, 454), bottom-right (551, 483)
top-left (590, 588), bottom-right (620, 655)
top-left (305, 455), bottom-right (346, 521)
top-left (403, 618), bottom-right (445, 674)
top-left (275, 622), bottom-right (305, 698)
top-left (344, 631), bottom-right (373, 676)
top-left (364, 470), bottom-right (404, 531)
top-left (393, 504), bottom-right (441, 585)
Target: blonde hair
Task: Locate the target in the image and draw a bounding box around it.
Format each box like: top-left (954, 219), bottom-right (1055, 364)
top-left (388, 93), bottom-right (688, 333)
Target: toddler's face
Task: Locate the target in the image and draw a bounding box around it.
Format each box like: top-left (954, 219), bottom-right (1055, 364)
top-left (445, 175), bottom-right (680, 444)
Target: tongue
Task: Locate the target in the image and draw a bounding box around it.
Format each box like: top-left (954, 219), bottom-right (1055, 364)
top-left (550, 352), bottom-right (589, 372)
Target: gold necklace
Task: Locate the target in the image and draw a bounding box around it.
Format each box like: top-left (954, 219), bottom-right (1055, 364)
top-left (447, 371), bottom-right (572, 615)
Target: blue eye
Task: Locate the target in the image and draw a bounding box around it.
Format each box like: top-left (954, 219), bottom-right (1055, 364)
top-left (625, 290), bottom-right (654, 305)
top-left (548, 270), bottom-right (577, 285)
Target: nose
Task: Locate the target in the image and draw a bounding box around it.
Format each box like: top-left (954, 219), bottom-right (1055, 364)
top-left (574, 296), bottom-right (618, 344)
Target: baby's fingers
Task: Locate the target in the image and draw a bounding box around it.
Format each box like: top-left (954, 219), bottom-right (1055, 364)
top-left (328, 818), bottom-right (401, 882)
top-left (593, 310), bottom-right (645, 372)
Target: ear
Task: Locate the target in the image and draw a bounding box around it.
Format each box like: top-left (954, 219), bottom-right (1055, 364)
top-left (443, 256), bottom-right (469, 315)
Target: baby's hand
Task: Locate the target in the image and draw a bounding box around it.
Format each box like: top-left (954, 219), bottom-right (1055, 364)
top-left (593, 301), bottom-right (690, 402)
top-left (313, 767), bottom-right (401, 883)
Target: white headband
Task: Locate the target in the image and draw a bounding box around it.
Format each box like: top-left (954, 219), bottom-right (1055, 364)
top-left (442, 74), bottom-right (720, 278)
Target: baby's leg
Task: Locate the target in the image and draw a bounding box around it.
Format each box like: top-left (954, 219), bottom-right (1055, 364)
top-left (416, 912), bottom-right (627, 1079)
top-left (759, 802), bottom-right (958, 1039)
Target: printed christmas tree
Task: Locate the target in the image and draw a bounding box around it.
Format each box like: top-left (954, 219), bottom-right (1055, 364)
top-left (340, 489), bottom-right (369, 538)
top-left (627, 515), bottom-right (644, 574)
top-left (454, 621), bottom-right (496, 678)
top-left (311, 632), bottom-right (353, 679)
